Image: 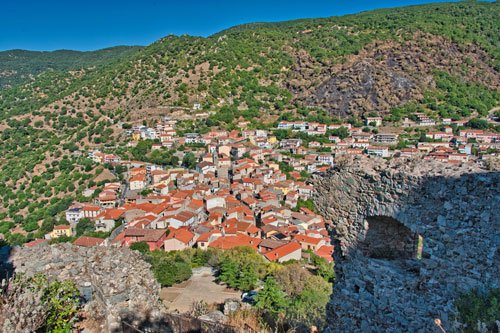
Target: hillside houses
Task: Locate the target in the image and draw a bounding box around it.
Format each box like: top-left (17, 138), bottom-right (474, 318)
top-left (69, 112), bottom-right (498, 263)
top-left (65, 203), bottom-right (101, 224)
top-left (71, 137), bottom-right (333, 263)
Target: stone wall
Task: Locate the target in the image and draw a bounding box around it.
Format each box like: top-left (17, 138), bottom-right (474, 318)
top-left (313, 156), bottom-right (499, 333)
top-left (8, 243), bottom-right (167, 332)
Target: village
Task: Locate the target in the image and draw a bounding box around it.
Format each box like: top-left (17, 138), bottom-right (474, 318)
top-left (2, 2), bottom-right (499, 332)
top-left (27, 113), bottom-right (498, 264)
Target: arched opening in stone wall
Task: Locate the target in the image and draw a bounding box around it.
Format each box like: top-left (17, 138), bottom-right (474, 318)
top-left (360, 216), bottom-right (422, 260)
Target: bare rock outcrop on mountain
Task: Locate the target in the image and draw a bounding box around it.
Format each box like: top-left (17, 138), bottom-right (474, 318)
top-left (313, 157), bottom-right (499, 332)
top-left (292, 33), bottom-right (499, 116)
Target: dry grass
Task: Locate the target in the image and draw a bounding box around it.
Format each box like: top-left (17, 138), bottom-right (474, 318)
top-left (227, 308), bottom-right (269, 333)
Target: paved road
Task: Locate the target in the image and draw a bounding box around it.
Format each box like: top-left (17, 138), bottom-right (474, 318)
top-left (119, 181), bottom-right (128, 206)
top-left (160, 267), bottom-right (241, 313)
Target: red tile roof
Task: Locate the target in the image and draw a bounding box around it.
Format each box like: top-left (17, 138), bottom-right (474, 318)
top-left (130, 174), bottom-right (146, 182)
top-left (314, 245), bottom-right (334, 262)
top-left (293, 234), bottom-right (322, 245)
top-left (166, 227), bottom-right (194, 244)
top-left (74, 236), bottom-right (105, 247)
top-left (264, 242), bottom-right (302, 262)
top-left (123, 228), bottom-right (167, 242)
top-left (54, 224), bottom-right (71, 230)
top-left (24, 239), bottom-right (47, 248)
top-left (151, 169), bottom-right (168, 176)
top-left (208, 234), bottom-right (261, 250)
top-left (172, 210), bottom-right (196, 222)
top-left (221, 220), bottom-right (260, 236)
top-left (82, 205), bottom-right (101, 212)
top-left (97, 195), bottom-right (117, 201)
top-left (96, 208), bottom-right (125, 220)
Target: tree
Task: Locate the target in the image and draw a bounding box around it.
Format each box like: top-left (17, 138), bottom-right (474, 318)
top-left (255, 277), bottom-right (289, 315)
top-left (22, 220), bottom-right (38, 232)
top-left (299, 170), bottom-right (310, 179)
top-left (140, 188), bottom-right (153, 196)
top-left (43, 278), bottom-right (81, 331)
top-left (273, 263), bottom-right (311, 297)
top-left (75, 218), bottom-right (94, 237)
top-left (310, 253), bottom-right (335, 283)
top-left (49, 235), bottom-right (75, 244)
top-left (5, 232), bottom-right (27, 246)
top-left (153, 258), bottom-right (192, 287)
top-left (182, 152), bottom-right (197, 169)
top-left (218, 259), bottom-right (239, 288)
top-left (0, 221), bottom-right (15, 235)
top-left (131, 140), bottom-right (153, 160)
top-left (330, 127), bottom-right (349, 139)
top-left (295, 199), bottom-right (316, 213)
top-left (217, 247), bottom-right (267, 290)
top-left (396, 139), bottom-right (410, 149)
top-left (147, 250), bottom-right (193, 287)
top-left (467, 118), bottom-right (489, 130)
top-left (0, 274), bottom-right (80, 332)
top-left (190, 248), bottom-right (214, 267)
top-left (273, 129), bottom-right (292, 141)
top-left (278, 161), bottom-right (293, 173)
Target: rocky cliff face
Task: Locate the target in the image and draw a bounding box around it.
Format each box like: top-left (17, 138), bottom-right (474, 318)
top-left (313, 157), bottom-right (499, 332)
top-left (7, 243), bottom-right (167, 332)
top-left (294, 33), bottom-right (498, 117)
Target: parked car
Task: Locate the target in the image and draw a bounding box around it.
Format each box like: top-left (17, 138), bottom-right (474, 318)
top-left (241, 291), bottom-right (258, 305)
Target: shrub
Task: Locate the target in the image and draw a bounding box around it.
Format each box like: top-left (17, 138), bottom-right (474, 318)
top-left (286, 275), bottom-right (331, 330)
top-left (153, 258), bottom-right (192, 287)
top-left (0, 274), bottom-right (80, 332)
top-left (455, 288), bottom-right (500, 333)
top-left (0, 221), bottom-right (14, 235)
top-left (130, 241), bottom-right (150, 255)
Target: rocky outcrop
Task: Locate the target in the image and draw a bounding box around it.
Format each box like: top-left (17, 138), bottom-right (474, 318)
top-left (293, 33), bottom-right (499, 117)
top-left (313, 156), bottom-right (499, 332)
top-left (8, 243), bottom-right (167, 332)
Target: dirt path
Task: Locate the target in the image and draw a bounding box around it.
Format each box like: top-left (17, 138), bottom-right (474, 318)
top-left (160, 267), bottom-right (241, 313)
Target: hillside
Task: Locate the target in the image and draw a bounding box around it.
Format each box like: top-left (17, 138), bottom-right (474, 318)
top-left (0, 46), bottom-right (142, 89)
top-left (0, 1), bottom-right (498, 242)
top-left (1, 2), bottom-right (498, 121)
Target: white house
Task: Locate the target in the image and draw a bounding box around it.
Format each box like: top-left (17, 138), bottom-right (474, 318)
top-left (367, 146), bottom-right (390, 158)
top-left (365, 116), bottom-right (383, 127)
top-left (317, 154), bottom-right (334, 165)
top-left (66, 206), bottom-right (83, 224)
top-left (130, 174), bottom-right (146, 191)
top-left (206, 195), bottom-right (226, 211)
top-left (167, 211), bottom-right (197, 228)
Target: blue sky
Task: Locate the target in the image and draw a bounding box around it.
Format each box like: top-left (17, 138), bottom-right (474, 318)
top-left (0, 0), bottom-right (462, 51)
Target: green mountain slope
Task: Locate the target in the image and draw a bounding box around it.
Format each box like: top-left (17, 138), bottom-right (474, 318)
top-left (0, 46), bottom-right (142, 89)
top-left (1, 1), bottom-right (498, 122)
top-left (0, 1), bottom-right (498, 243)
